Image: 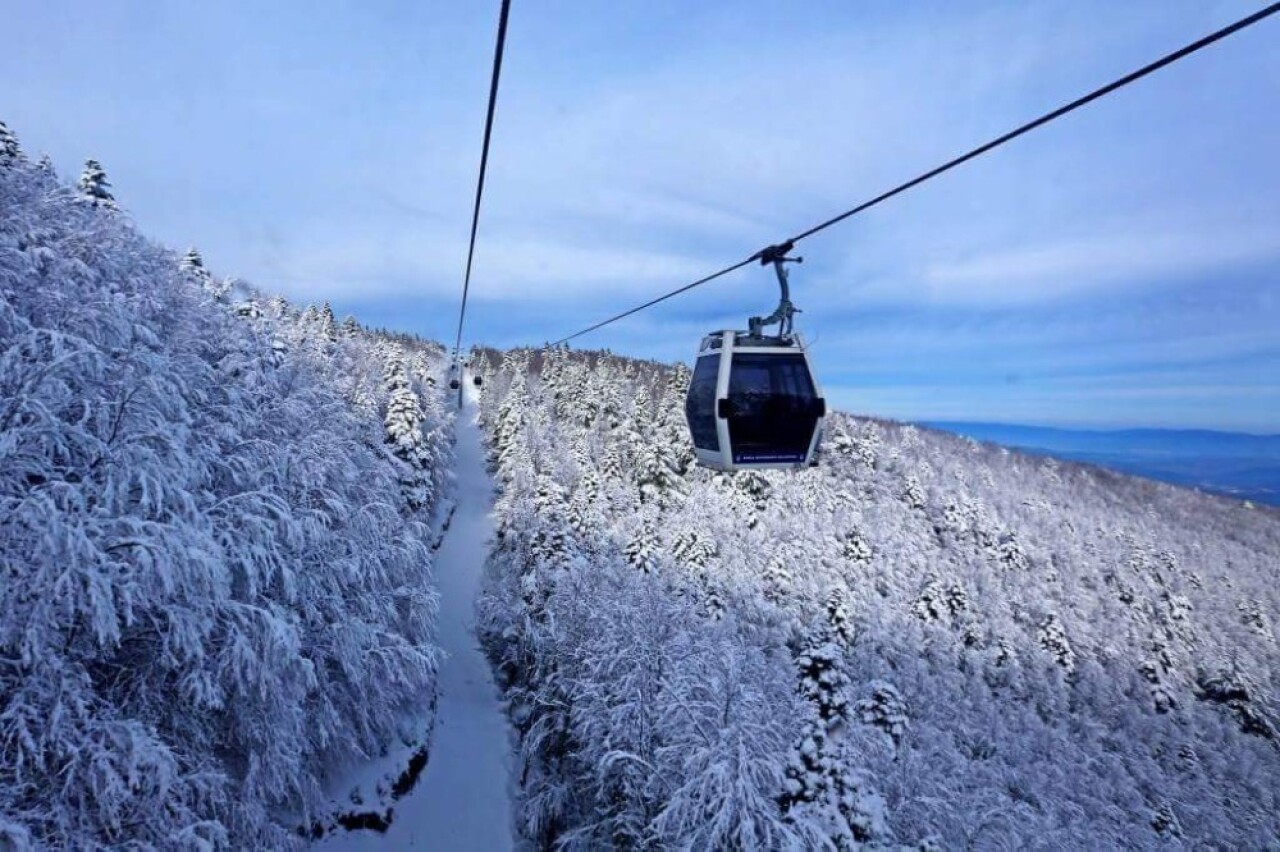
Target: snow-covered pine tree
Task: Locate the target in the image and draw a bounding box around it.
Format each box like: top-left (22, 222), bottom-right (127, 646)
top-left (494, 372), bottom-right (529, 458)
top-left (763, 554), bottom-right (794, 604)
top-left (855, 681), bottom-right (909, 748)
top-left (1038, 613), bottom-right (1076, 672)
top-left (320, 301), bottom-right (338, 341)
top-left (267, 293), bottom-right (289, 318)
top-left (576, 466), bottom-right (601, 505)
top-left (533, 474), bottom-right (566, 515)
top-left (902, 472), bottom-right (925, 510)
top-left (598, 373), bottom-right (623, 430)
top-left (652, 363), bottom-right (691, 474)
top-left (737, 469), bottom-right (772, 512)
top-left (0, 120), bottom-right (22, 165)
top-left (913, 577), bottom-right (970, 626)
top-left (564, 490), bottom-right (597, 544)
top-left (635, 438), bottom-right (682, 504)
top-left (384, 360), bottom-right (433, 510)
top-left (840, 526), bottom-right (873, 566)
top-left (632, 382), bottom-right (651, 423)
top-left (530, 523), bottom-right (570, 571)
top-left (997, 530), bottom-right (1030, 570)
top-left (825, 588), bottom-right (856, 648)
top-left (625, 523), bottom-right (660, 574)
top-left (699, 585), bottom-right (726, 621)
top-left (179, 247), bottom-right (211, 284)
top-left (781, 637), bottom-right (889, 846)
top-left (1139, 644), bottom-right (1177, 714)
top-left (601, 439), bottom-right (625, 484)
top-left (780, 718), bottom-right (832, 812)
top-left (670, 528), bottom-right (717, 569)
top-left (77, 159), bottom-right (117, 209)
top-left (796, 637), bottom-right (850, 726)
top-left (1151, 802), bottom-right (1184, 840)
top-left (853, 423), bottom-right (883, 469)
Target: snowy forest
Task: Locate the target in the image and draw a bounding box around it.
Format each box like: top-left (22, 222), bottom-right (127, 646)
top-left (0, 126), bottom-right (453, 849)
top-left (473, 346), bottom-right (1280, 849)
top-left (4, 115), bottom-right (1280, 850)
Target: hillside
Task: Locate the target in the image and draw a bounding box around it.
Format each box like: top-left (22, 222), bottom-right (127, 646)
top-left (0, 142), bottom-right (452, 848)
top-left (474, 346), bottom-right (1280, 849)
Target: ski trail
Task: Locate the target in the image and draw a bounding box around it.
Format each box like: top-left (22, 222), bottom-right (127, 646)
top-left (320, 388), bottom-right (515, 849)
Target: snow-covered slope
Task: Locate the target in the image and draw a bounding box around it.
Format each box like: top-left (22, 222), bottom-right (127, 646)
top-left (0, 136), bottom-right (451, 848)
top-left (474, 346), bottom-right (1280, 849)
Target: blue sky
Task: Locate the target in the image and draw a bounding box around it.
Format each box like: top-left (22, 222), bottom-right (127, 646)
top-left (4, 1), bottom-right (1278, 431)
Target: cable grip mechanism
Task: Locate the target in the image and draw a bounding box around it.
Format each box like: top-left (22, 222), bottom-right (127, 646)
top-left (748, 242), bottom-right (804, 339)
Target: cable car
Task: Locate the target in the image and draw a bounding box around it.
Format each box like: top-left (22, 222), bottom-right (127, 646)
top-left (448, 358), bottom-right (461, 390)
top-left (473, 374), bottom-right (483, 387)
top-left (684, 243), bottom-right (825, 471)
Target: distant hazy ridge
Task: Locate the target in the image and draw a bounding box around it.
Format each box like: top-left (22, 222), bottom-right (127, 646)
top-left (926, 422), bottom-right (1280, 506)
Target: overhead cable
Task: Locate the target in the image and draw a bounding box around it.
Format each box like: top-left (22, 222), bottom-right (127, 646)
top-left (453, 0), bottom-right (512, 358)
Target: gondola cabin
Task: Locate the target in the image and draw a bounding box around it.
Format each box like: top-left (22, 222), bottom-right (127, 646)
top-left (473, 374), bottom-right (483, 387)
top-left (685, 330), bottom-right (825, 471)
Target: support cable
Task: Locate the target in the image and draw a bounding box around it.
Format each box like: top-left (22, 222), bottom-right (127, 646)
top-left (453, 0), bottom-right (512, 361)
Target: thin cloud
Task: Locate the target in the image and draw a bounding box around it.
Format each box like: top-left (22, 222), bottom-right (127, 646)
top-left (919, 225), bottom-right (1280, 305)
top-left (254, 227), bottom-right (717, 303)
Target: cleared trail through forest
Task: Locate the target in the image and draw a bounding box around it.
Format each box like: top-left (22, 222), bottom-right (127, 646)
top-left (326, 388), bottom-right (515, 849)
top-left (405, 388), bottom-right (515, 847)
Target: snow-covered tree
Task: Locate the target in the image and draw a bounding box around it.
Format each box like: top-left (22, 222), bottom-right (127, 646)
top-left (384, 359), bottom-right (434, 511)
top-left (902, 472), bottom-right (925, 509)
top-left (320, 301), bottom-right (337, 341)
top-left (796, 638), bottom-right (849, 726)
top-left (763, 554), bottom-right (794, 604)
top-left (825, 588), bottom-right (857, 649)
top-left (635, 438), bottom-right (683, 503)
top-left (0, 120), bottom-right (22, 165)
top-left (840, 526), bottom-right (873, 565)
top-left (855, 681), bottom-right (909, 748)
top-left (625, 523), bottom-right (660, 574)
top-left (1038, 613), bottom-right (1076, 672)
top-left (76, 158), bottom-right (117, 208)
top-left (913, 577), bottom-right (969, 625)
top-left (179, 246), bottom-right (212, 286)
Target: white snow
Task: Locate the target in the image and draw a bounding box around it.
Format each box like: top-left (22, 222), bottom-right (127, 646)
top-left (319, 386), bottom-right (514, 850)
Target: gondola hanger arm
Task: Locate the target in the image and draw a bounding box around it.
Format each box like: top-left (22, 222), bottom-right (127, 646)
top-left (748, 244), bottom-right (804, 339)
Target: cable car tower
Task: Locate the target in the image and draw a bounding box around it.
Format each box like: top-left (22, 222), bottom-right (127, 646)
top-left (684, 241), bottom-right (826, 471)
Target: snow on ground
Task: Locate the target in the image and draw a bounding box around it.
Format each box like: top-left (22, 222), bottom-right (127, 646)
top-left (318, 384), bottom-right (515, 850)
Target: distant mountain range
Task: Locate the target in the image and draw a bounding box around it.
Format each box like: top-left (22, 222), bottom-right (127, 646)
top-left (923, 422), bottom-right (1280, 506)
